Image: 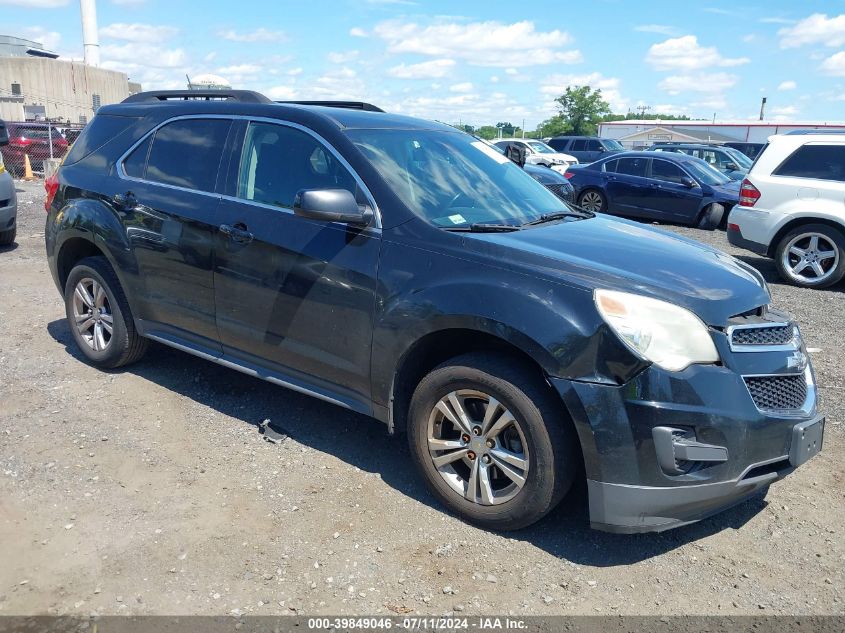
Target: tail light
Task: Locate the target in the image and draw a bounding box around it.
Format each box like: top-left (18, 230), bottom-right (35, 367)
top-left (564, 171), bottom-right (575, 179)
top-left (739, 178), bottom-right (761, 207)
top-left (10, 136), bottom-right (32, 148)
top-left (44, 172), bottom-right (59, 212)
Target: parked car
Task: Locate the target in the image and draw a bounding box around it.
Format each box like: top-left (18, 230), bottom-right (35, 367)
top-left (727, 133), bottom-right (845, 288)
top-left (490, 139), bottom-right (575, 202)
top-left (647, 143), bottom-right (751, 181)
top-left (0, 127), bottom-right (17, 246)
top-left (0, 122), bottom-right (69, 177)
top-left (492, 138), bottom-right (577, 172)
top-left (724, 141), bottom-right (765, 160)
top-left (565, 151), bottom-right (740, 229)
top-left (46, 90), bottom-right (824, 533)
top-left (546, 136), bottom-right (624, 163)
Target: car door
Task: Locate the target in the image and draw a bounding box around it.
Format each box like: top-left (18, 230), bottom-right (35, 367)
top-left (213, 119), bottom-right (381, 407)
top-left (116, 116), bottom-right (232, 349)
top-left (604, 156), bottom-right (651, 216)
top-left (584, 139), bottom-right (603, 163)
top-left (568, 139), bottom-right (587, 162)
top-left (646, 158), bottom-right (704, 222)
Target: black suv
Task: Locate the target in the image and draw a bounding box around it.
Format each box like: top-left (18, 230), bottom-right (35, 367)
top-left (546, 136), bottom-right (624, 163)
top-left (45, 90), bottom-right (824, 533)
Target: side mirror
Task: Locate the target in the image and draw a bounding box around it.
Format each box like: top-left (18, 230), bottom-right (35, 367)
top-left (681, 177), bottom-right (697, 188)
top-left (0, 121), bottom-right (8, 147)
top-left (293, 189), bottom-right (373, 226)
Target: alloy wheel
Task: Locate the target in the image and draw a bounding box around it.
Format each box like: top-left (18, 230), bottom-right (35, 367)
top-left (579, 191), bottom-right (603, 212)
top-left (72, 277), bottom-right (114, 352)
top-left (427, 390), bottom-right (530, 505)
top-left (782, 232), bottom-right (840, 284)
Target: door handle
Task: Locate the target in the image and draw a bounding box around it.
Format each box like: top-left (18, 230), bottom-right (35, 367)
top-left (219, 223), bottom-right (254, 244)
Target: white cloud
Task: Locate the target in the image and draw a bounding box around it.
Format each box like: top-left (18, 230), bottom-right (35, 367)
top-left (777, 80), bottom-right (797, 91)
top-left (21, 26), bottom-right (61, 50)
top-left (371, 19), bottom-right (582, 67)
top-left (539, 72), bottom-right (627, 112)
top-left (217, 64), bottom-right (263, 75)
top-left (0, 0), bottom-right (68, 6)
top-left (219, 27), bottom-right (285, 43)
top-left (779, 13), bottom-right (845, 48)
top-left (388, 58), bottom-right (456, 79)
top-left (266, 85), bottom-right (298, 100)
top-left (349, 27), bottom-right (368, 37)
top-left (820, 51), bottom-right (845, 75)
top-left (286, 67), bottom-right (303, 76)
top-left (759, 17), bottom-right (794, 24)
top-left (450, 82), bottom-right (474, 93)
top-left (327, 50), bottom-right (359, 64)
top-left (110, 0), bottom-right (147, 5)
top-left (770, 105), bottom-right (799, 118)
top-left (658, 72), bottom-right (738, 94)
top-left (101, 43), bottom-right (186, 68)
top-left (646, 36), bottom-right (750, 71)
top-left (100, 23), bottom-right (178, 43)
top-left (634, 24), bottom-right (679, 36)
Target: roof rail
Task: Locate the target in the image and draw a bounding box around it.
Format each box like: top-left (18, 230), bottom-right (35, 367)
top-left (122, 90), bottom-right (271, 104)
top-left (277, 100), bottom-right (385, 113)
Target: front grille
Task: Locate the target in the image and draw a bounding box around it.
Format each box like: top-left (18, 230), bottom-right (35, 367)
top-left (744, 374), bottom-right (807, 412)
top-left (545, 183), bottom-right (574, 202)
top-left (731, 325), bottom-right (795, 347)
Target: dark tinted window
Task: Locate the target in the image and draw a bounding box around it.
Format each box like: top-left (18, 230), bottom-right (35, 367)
top-left (603, 159), bottom-right (618, 173)
top-left (570, 139), bottom-right (587, 151)
top-left (65, 115), bottom-right (137, 165)
top-left (616, 157), bottom-right (648, 177)
top-left (774, 145), bottom-right (845, 182)
top-left (586, 139), bottom-right (601, 151)
top-left (123, 135), bottom-right (152, 178)
top-left (238, 122), bottom-right (357, 209)
top-left (547, 138), bottom-right (568, 151)
top-left (651, 159), bottom-right (687, 184)
top-left (145, 119), bottom-right (231, 192)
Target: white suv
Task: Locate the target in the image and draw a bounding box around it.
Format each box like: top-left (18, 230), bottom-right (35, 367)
top-left (493, 139), bottom-right (578, 173)
top-left (727, 133), bottom-right (845, 288)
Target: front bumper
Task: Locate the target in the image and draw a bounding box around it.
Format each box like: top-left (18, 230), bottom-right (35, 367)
top-left (551, 320), bottom-right (823, 533)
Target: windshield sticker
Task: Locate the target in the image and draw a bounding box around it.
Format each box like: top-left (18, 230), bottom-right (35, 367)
top-left (471, 141), bottom-right (511, 165)
top-left (448, 214), bottom-right (467, 225)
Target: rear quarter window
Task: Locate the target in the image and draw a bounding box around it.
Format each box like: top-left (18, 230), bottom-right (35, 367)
top-left (773, 144), bottom-right (845, 182)
top-left (64, 114), bottom-right (139, 165)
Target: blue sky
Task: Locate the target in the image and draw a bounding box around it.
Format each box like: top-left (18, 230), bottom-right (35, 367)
top-left (4, 0), bottom-right (845, 127)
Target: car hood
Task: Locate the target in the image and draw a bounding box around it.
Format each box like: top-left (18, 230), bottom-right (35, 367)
top-left (710, 179), bottom-right (741, 200)
top-left (469, 214), bottom-right (770, 327)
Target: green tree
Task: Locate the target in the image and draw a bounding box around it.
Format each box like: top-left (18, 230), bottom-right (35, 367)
top-left (554, 86), bottom-right (611, 136)
top-left (475, 125), bottom-right (499, 140)
top-left (535, 115), bottom-right (569, 139)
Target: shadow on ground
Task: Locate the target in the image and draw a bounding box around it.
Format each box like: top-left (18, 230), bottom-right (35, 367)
top-left (47, 318), bottom-right (767, 567)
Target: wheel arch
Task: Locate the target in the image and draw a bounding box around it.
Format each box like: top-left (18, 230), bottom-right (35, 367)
top-left (766, 216), bottom-right (845, 258)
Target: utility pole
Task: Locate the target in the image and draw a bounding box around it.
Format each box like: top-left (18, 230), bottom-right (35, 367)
top-left (759, 97), bottom-right (767, 121)
top-left (636, 105), bottom-right (651, 118)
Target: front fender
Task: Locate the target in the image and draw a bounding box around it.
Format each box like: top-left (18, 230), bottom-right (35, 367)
top-left (370, 238), bottom-right (647, 408)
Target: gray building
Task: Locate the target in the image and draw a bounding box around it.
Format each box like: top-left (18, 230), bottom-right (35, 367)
top-left (0, 35), bottom-right (139, 124)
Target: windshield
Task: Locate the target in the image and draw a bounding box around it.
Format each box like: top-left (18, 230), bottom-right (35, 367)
top-left (683, 157), bottom-right (732, 186)
top-left (603, 139), bottom-right (624, 150)
top-left (348, 129), bottom-right (569, 228)
top-left (527, 141), bottom-right (556, 154)
top-left (723, 146), bottom-right (753, 168)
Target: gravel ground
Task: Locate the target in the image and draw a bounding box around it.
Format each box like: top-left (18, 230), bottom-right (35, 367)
top-left (0, 179), bottom-right (842, 617)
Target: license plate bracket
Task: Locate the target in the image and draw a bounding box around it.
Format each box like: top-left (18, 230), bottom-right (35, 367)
top-left (790, 417), bottom-right (824, 467)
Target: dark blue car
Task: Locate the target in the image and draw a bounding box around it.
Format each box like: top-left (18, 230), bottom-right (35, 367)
top-left (566, 151), bottom-right (740, 230)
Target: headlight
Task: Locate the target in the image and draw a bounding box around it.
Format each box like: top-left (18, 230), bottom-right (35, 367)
top-left (594, 289), bottom-right (719, 372)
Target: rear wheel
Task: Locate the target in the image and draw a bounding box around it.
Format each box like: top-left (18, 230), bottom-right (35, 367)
top-left (775, 224), bottom-right (845, 288)
top-left (578, 189), bottom-right (606, 213)
top-left (696, 203), bottom-right (724, 231)
top-left (407, 353), bottom-right (578, 530)
top-left (64, 256), bottom-right (148, 368)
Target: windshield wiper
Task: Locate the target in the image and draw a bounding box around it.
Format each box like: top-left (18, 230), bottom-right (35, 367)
top-left (522, 209), bottom-right (593, 226)
top-left (443, 223), bottom-right (522, 232)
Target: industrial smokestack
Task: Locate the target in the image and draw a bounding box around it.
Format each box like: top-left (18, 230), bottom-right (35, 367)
top-left (80, 0), bottom-right (100, 67)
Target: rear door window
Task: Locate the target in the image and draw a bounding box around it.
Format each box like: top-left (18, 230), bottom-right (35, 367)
top-left (142, 118), bottom-right (232, 192)
top-left (570, 139), bottom-right (587, 151)
top-left (773, 144), bottom-right (845, 182)
top-left (586, 139), bottom-right (602, 151)
top-left (615, 157), bottom-right (648, 177)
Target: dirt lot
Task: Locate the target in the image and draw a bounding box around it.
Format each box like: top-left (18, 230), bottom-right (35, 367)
top-left (0, 179), bottom-right (842, 617)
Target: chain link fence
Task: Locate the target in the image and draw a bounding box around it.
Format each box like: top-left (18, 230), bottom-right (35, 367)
top-left (0, 120), bottom-right (84, 180)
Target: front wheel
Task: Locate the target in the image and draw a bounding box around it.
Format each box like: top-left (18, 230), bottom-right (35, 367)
top-left (775, 224), bottom-right (845, 288)
top-left (696, 203), bottom-right (724, 231)
top-left (64, 256), bottom-right (148, 368)
top-left (407, 353), bottom-right (578, 531)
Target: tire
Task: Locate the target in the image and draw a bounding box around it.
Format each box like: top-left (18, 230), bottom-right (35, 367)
top-left (696, 203), bottom-right (724, 231)
top-left (0, 226), bottom-right (15, 246)
top-left (775, 223), bottom-right (845, 289)
top-left (64, 256), bottom-right (148, 368)
top-left (577, 188), bottom-right (607, 213)
top-left (407, 352), bottom-right (579, 531)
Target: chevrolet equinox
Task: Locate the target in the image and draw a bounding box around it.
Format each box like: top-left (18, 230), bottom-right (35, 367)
top-left (45, 91), bottom-right (825, 533)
